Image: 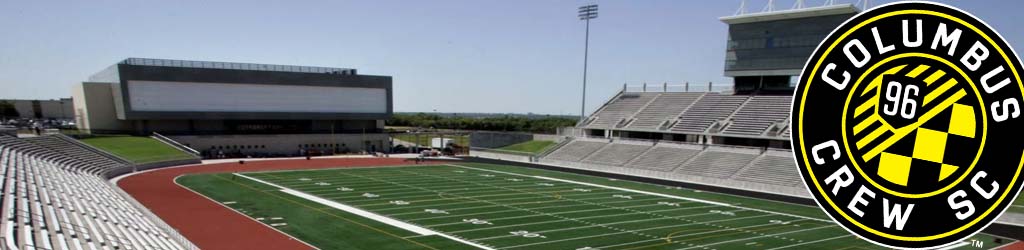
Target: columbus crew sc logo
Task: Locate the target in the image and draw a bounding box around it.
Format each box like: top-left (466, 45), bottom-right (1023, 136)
top-left (792, 2), bottom-right (1024, 248)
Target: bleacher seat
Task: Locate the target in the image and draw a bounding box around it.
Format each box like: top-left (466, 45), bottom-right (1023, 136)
top-left (721, 96), bottom-right (792, 136)
top-left (734, 151), bottom-right (802, 187)
top-left (669, 93), bottom-right (749, 134)
top-left (545, 140), bottom-right (608, 162)
top-left (673, 147), bottom-right (759, 178)
top-left (585, 93), bottom-right (659, 129)
top-left (0, 135), bottom-right (188, 250)
top-left (628, 144), bottom-right (702, 171)
top-left (24, 136), bottom-right (128, 176)
top-left (581, 143), bottom-right (651, 166)
top-left (625, 92), bottom-right (705, 130)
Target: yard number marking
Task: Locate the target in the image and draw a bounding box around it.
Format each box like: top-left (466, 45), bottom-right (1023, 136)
top-left (425, 209), bottom-right (449, 214)
top-left (462, 218), bottom-right (493, 225)
top-left (509, 230), bottom-right (546, 238)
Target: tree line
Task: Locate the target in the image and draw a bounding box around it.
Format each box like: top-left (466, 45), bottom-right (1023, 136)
top-left (386, 113), bottom-right (576, 134)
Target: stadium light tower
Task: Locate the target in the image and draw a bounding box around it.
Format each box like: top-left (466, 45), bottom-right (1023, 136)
top-left (578, 4), bottom-right (598, 123)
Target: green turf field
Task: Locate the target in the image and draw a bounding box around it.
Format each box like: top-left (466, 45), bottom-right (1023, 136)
top-left (495, 141), bottom-right (556, 154)
top-left (1012, 196), bottom-right (1024, 214)
top-left (178, 163), bottom-right (1016, 250)
top-left (80, 136), bottom-right (196, 163)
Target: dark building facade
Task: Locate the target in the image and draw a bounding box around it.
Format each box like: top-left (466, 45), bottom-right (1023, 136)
top-left (74, 58), bottom-right (393, 155)
top-left (720, 4), bottom-right (858, 94)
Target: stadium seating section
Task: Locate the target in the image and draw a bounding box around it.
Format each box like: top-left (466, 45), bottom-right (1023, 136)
top-left (720, 95), bottom-right (791, 136)
top-left (582, 91), bottom-right (793, 138)
top-left (0, 135), bottom-right (189, 250)
top-left (23, 136), bottom-right (130, 176)
top-left (584, 93), bottom-right (659, 129)
top-left (670, 93), bottom-right (750, 134)
top-left (623, 92), bottom-right (704, 130)
top-left (541, 138), bottom-right (800, 189)
top-left (544, 90), bottom-right (808, 195)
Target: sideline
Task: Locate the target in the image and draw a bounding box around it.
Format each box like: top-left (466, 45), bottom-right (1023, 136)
top-left (233, 173), bottom-right (496, 250)
top-left (172, 176), bottom-right (321, 250)
top-left (449, 164), bottom-right (830, 223)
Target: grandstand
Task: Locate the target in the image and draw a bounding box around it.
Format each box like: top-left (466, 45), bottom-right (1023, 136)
top-left (0, 135), bottom-right (194, 249)
top-left (670, 93), bottom-right (750, 135)
top-left (22, 135), bottom-right (129, 175)
top-left (531, 3), bottom-right (863, 198)
top-left (623, 92), bottom-right (704, 131)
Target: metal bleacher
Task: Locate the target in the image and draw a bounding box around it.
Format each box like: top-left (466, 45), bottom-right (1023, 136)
top-left (23, 136), bottom-right (130, 176)
top-left (669, 93), bottom-right (750, 134)
top-left (544, 140), bottom-right (609, 162)
top-left (673, 147), bottom-right (760, 179)
top-left (734, 150), bottom-right (803, 187)
top-left (720, 95), bottom-right (792, 136)
top-left (581, 143), bottom-right (651, 166)
top-left (627, 144), bottom-right (703, 172)
top-left (624, 92), bottom-right (705, 130)
top-left (533, 86), bottom-right (811, 197)
top-left (584, 93), bottom-right (659, 129)
top-left (0, 135), bottom-right (196, 250)
top-left (539, 138), bottom-right (805, 191)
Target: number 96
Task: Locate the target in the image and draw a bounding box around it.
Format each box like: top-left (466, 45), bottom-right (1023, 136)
top-left (883, 81), bottom-right (919, 119)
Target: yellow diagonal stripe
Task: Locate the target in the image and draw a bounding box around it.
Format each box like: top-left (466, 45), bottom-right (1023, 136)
top-left (862, 89), bottom-right (966, 161)
top-left (856, 124), bottom-right (890, 149)
top-left (923, 70), bottom-right (946, 85)
top-left (861, 65), bottom-right (908, 96)
top-left (906, 65), bottom-right (931, 78)
top-left (853, 115), bottom-right (879, 135)
top-left (854, 95), bottom-right (876, 117)
top-left (923, 78), bottom-right (958, 106)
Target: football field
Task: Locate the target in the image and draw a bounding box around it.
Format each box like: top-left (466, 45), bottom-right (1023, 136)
top-left (178, 163), bottom-right (1016, 250)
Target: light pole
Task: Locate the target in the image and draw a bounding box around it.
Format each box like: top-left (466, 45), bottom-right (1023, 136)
top-left (578, 4), bottom-right (598, 124)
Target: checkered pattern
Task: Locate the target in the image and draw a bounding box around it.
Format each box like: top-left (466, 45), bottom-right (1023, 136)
top-left (877, 103), bottom-right (977, 186)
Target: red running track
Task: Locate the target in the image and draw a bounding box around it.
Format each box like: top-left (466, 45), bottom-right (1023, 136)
top-left (118, 157), bottom-right (429, 250)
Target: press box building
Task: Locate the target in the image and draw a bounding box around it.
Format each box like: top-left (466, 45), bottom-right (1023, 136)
top-left (73, 58), bottom-right (393, 155)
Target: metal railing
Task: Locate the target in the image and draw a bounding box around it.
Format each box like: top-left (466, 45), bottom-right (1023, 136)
top-left (152, 132), bottom-right (201, 156)
top-left (622, 82), bottom-right (733, 93)
top-left (121, 57), bottom-right (356, 75)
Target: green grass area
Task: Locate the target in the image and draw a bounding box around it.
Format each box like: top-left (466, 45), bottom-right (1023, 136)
top-left (179, 163), bottom-right (1014, 250)
top-left (79, 136), bottom-right (195, 163)
top-left (392, 134), bottom-right (470, 147)
top-left (494, 140), bottom-right (556, 154)
top-left (1011, 196), bottom-right (1024, 214)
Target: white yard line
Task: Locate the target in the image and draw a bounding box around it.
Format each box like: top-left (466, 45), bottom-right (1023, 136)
top-left (273, 175), bottom-right (521, 189)
top-left (386, 196), bottom-right (661, 217)
top-left (233, 173), bottom-right (496, 250)
top-left (171, 176), bottom-right (321, 250)
top-left (673, 225), bottom-right (835, 250)
top-left (473, 208), bottom-right (749, 241)
top-left (371, 190), bottom-right (621, 212)
top-left (936, 241), bottom-right (970, 250)
top-left (449, 164), bottom-right (831, 223)
top-left (424, 202), bottom-right (701, 226)
top-left (439, 205), bottom-right (727, 233)
top-left (764, 234), bottom-right (851, 250)
top-left (313, 182), bottom-right (569, 199)
top-left (235, 173), bottom-right (435, 236)
top-left (499, 214), bottom-right (778, 249)
top-left (352, 187), bottom-right (598, 207)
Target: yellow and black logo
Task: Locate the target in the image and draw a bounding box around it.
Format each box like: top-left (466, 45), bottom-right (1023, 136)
top-left (792, 2), bottom-right (1024, 248)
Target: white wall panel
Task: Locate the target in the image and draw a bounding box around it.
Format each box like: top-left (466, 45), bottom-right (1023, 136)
top-left (127, 80), bottom-right (387, 113)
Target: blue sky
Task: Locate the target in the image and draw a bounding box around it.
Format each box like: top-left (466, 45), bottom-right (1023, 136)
top-left (1, 0), bottom-right (1022, 115)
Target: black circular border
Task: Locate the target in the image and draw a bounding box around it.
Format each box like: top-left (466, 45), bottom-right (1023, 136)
top-left (791, 1), bottom-right (1024, 249)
